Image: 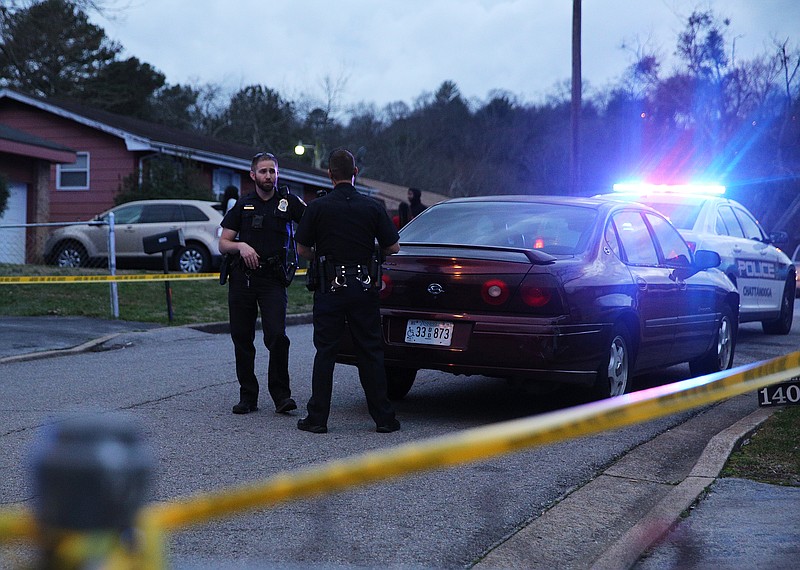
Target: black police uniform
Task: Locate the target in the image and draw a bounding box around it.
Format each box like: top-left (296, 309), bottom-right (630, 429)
top-left (221, 188), bottom-right (305, 411)
top-left (294, 183), bottom-right (400, 430)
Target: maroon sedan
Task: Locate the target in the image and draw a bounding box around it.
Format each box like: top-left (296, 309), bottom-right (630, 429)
top-left (337, 196), bottom-right (739, 400)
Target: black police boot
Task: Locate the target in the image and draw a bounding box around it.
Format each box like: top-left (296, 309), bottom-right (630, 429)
top-left (376, 419), bottom-right (401, 433)
top-left (275, 398), bottom-right (297, 414)
top-left (297, 417), bottom-right (328, 434)
top-left (232, 401), bottom-right (258, 414)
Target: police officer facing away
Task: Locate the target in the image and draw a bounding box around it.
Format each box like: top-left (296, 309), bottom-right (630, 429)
top-left (219, 152), bottom-right (306, 415)
top-left (294, 148), bottom-right (401, 434)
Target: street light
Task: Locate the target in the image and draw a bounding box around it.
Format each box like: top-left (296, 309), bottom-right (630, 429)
top-left (294, 141), bottom-right (322, 169)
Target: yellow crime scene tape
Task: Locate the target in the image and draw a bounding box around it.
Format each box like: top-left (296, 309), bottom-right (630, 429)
top-left (0, 269), bottom-right (307, 285)
top-left (138, 351), bottom-right (800, 530)
top-left (2, 350), bottom-right (798, 568)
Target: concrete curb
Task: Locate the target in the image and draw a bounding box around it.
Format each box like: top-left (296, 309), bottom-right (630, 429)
top-left (188, 312), bottom-right (314, 335)
top-left (590, 405), bottom-right (775, 569)
top-left (0, 314), bottom-right (315, 364)
top-left (0, 333), bottom-right (123, 364)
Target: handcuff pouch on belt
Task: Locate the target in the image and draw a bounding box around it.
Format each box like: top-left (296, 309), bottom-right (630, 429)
top-left (313, 255), bottom-right (380, 292)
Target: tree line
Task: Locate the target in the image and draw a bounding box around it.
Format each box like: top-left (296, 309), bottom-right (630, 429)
top-left (1, 0), bottom-right (799, 231)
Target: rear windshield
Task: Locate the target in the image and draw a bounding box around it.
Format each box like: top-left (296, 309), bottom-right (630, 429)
top-left (399, 202), bottom-right (598, 255)
top-left (635, 201), bottom-right (703, 230)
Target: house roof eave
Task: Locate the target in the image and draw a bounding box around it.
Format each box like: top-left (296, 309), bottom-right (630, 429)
top-left (0, 121), bottom-right (77, 163)
top-left (148, 141), bottom-right (335, 187)
top-left (2, 89), bottom-right (153, 150)
top-left (0, 89), bottom-right (336, 189)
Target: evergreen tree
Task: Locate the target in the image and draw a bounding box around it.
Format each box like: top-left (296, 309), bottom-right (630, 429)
top-left (0, 0), bottom-right (164, 113)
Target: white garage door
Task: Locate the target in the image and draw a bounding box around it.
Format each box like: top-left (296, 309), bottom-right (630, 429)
top-left (0, 182), bottom-right (27, 264)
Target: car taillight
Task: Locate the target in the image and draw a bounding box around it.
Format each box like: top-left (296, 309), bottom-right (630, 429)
top-left (481, 279), bottom-right (510, 305)
top-left (514, 273), bottom-right (563, 312)
top-left (380, 273), bottom-right (393, 299)
top-left (520, 284), bottom-right (552, 307)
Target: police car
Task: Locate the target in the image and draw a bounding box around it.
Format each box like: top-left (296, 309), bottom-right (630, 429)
top-left (792, 243), bottom-right (800, 298)
top-left (602, 184), bottom-right (796, 335)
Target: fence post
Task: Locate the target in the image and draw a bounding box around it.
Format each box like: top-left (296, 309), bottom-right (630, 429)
top-left (107, 212), bottom-right (119, 318)
top-left (28, 413), bottom-right (154, 568)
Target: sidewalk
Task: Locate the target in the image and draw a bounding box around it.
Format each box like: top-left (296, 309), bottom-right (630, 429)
top-left (1, 315), bottom-right (798, 568)
top-left (476, 396), bottom-right (799, 569)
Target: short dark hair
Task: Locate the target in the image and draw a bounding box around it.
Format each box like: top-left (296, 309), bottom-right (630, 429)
top-left (328, 148), bottom-right (356, 180)
top-left (251, 152), bottom-right (277, 172)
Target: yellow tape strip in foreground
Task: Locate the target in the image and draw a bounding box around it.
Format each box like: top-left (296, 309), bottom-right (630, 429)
top-left (0, 269), bottom-right (307, 284)
top-left (138, 351), bottom-right (800, 532)
top-left (2, 352), bottom-right (798, 543)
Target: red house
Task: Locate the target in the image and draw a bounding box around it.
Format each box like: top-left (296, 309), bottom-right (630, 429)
top-left (0, 88), bottom-right (335, 263)
top-left (0, 88), bottom-right (446, 264)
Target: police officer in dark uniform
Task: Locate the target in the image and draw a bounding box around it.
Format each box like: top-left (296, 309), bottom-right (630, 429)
top-left (219, 152), bottom-right (306, 415)
top-left (294, 148), bottom-right (401, 434)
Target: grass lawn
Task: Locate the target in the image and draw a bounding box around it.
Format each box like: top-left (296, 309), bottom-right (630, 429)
top-left (722, 406), bottom-right (800, 486)
top-left (0, 264), bottom-right (313, 326)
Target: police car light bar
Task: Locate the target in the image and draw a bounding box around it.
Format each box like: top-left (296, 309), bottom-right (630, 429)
top-left (612, 183), bottom-right (726, 195)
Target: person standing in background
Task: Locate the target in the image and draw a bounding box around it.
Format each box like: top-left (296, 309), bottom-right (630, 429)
top-left (397, 187), bottom-right (426, 228)
top-left (221, 185), bottom-right (239, 214)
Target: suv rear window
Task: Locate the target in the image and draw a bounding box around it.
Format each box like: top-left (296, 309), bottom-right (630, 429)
top-left (182, 205), bottom-right (210, 222)
top-left (140, 204), bottom-right (183, 223)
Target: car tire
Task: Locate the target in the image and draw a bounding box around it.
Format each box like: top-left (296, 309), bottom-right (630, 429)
top-left (386, 366), bottom-right (417, 400)
top-left (690, 304), bottom-right (736, 376)
top-left (175, 243), bottom-right (210, 273)
top-left (761, 277), bottom-right (795, 335)
top-left (51, 240), bottom-right (88, 268)
top-left (592, 323), bottom-right (633, 400)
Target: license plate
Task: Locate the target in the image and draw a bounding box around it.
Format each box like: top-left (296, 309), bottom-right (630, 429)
top-left (405, 319), bottom-right (454, 346)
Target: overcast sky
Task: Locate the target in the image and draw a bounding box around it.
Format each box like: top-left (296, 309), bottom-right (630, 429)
top-left (93, 0), bottom-right (800, 114)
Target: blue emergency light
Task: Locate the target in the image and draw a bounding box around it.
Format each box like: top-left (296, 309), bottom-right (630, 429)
top-left (612, 183), bottom-right (726, 195)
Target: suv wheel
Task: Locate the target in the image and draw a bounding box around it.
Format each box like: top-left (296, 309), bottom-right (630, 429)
top-left (52, 241), bottom-right (88, 268)
top-left (175, 244), bottom-right (210, 273)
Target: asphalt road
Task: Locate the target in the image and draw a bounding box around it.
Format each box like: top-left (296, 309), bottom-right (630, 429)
top-left (0, 313), bottom-right (797, 568)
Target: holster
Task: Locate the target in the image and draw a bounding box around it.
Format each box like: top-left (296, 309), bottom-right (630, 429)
top-left (368, 248), bottom-right (384, 289)
top-left (219, 253), bottom-right (233, 285)
top-left (261, 254), bottom-right (296, 287)
top-left (306, 258), bottom-right (319, 291)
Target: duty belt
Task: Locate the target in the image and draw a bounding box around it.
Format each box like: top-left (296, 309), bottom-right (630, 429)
top-left (331, 263), bottom-right (372, 290)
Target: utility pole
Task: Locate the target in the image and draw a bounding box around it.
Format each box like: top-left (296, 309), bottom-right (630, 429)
top-left (570, 0), bottom-right (582, 196)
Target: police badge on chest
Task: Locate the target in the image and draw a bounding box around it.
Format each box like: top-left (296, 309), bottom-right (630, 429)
top-left (278, 198), bottom-right (288, 212)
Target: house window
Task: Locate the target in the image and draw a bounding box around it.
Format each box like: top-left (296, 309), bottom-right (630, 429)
top-left (213, 168), bottom-right (239, 199)
top-left (57, 152), bottom-right (90, 190)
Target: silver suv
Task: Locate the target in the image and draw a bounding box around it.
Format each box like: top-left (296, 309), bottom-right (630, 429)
top-left (44, 200), bottom-right (223, 273)
top-left (601, 186), bottom-right (795, 334)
